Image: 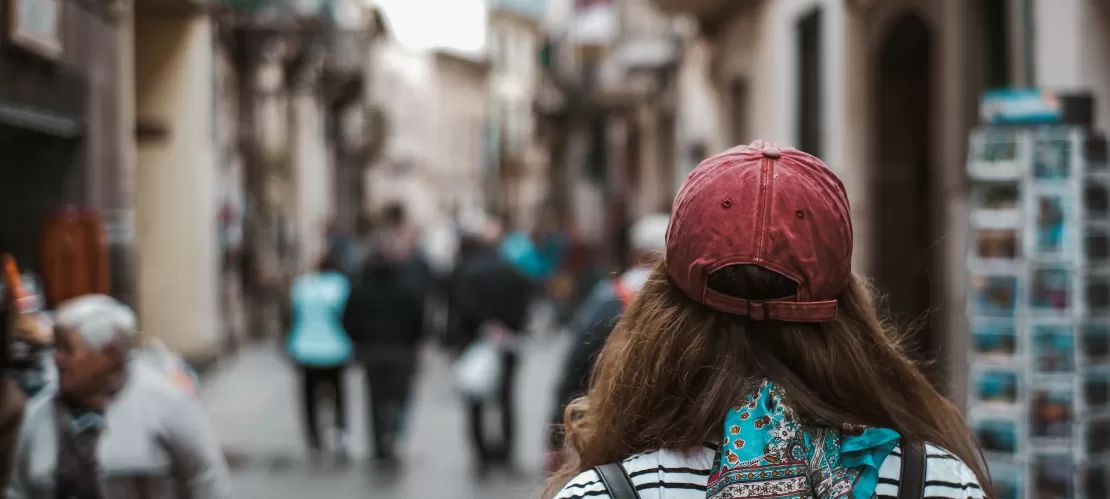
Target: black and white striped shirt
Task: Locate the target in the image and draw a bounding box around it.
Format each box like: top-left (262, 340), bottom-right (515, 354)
top-left (554, 443), bottom-right (984, 499)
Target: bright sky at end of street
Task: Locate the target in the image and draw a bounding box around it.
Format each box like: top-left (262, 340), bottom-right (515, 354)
top-left (374, 0), bottom-right (487, 53)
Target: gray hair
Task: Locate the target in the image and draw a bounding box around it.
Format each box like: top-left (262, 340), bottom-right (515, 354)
top-left (53, 294), bottom-right (138, 351)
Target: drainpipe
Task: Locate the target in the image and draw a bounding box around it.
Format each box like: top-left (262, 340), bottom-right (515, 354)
top-left (1021, 0), bottom-right (1035, 86)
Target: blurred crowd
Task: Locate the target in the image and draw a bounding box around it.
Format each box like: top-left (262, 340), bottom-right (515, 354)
top-left (284, 200), bottom-right (671, 477)
top-left (0, 188), bottom-right (673, 499)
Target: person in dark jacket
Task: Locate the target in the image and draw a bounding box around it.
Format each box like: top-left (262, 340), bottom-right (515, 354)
top-left (342, 239), bottom-right (426, 467)
top-left (445, 232), bottom-right (536, 475)
top-left (545, 214), bottom-right (668, 473)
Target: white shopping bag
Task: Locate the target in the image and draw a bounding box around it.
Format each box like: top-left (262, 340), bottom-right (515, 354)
top-left (453, 323), bottom-right (513, 401)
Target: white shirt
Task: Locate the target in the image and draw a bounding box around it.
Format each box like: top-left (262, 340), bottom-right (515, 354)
top-left (554, 443), bottom-right (984, 499)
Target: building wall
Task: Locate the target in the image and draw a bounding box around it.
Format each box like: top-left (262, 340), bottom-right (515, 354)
top-left (489, 11), bottom-right (546, 231)
top-left (133, 14), bottom-right (220, 360)
top-left (369, 42), bottom-right (439, 226)
top-left (433, 57), bottom-right (490, 216)
top-left (214, 41), bottom-right (247, 349)
top-left (291, 79), bottom-right (333, 272)
top-left (673, 36), bottom-right (725, 186)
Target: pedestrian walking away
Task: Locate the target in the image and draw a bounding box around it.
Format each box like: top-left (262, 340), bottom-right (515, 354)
top-left (283, 252), bottom-right (353, 462)
top-left (7, 294), bottom-right (231, 499)
top-left (342, 232), bottom-right (426, 468)
top-left (546, 141), bottom-right (991, 499)
top-left (445, 231), bottom-right (536, 475)
top-left (546, 213), bottom-right (668, 473)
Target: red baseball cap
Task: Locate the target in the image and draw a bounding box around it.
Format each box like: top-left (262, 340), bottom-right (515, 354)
top-left (665, 140), bottom-right (853, 322)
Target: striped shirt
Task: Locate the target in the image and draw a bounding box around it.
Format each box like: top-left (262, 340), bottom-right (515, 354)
top-left (554, 443), bottom-right (984, 499)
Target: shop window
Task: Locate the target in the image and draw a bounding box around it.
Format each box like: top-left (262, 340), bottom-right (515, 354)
top-left (796, 8), bottom-right (823, 157)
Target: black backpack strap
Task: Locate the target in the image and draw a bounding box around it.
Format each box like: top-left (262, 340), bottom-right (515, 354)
top-left (899, 439), bottom-right (926, 499)
top-left (594, 462), bottom-right (641, 499)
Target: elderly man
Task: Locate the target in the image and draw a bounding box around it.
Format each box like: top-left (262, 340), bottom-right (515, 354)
top-left (7, 295), bottom-right (231, 499)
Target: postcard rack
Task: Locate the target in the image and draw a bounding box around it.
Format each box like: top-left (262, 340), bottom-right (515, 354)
top-left (966, 125), bottom-right (1110, 498)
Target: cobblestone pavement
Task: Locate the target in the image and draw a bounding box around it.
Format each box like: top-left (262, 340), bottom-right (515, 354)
top-left (201, 329), bottom-right (569, 499)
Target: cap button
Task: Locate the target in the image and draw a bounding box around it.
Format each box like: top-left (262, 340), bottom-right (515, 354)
top-left (762, 147), bottom-right (782, 159)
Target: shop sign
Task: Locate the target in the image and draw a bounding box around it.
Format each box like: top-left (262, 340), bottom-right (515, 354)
top-left (7, 0), bottom-right (63, 59)
top-left (980, 89), bottom-right (1094, 127)
top-left (980, 89), bottom-right (1062, 125)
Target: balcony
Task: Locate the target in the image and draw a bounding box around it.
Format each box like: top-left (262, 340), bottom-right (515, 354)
top-left (649, 0), bottom-right (756, 38)
top-left (322, 28), bottom-right (369, 104)
top-left (489, 0), bottom-right (546, 23)
top-left (221, 0), bottom-right (334, 28)
top-left (648, 0), bottom-right (726, 15)
top-left (325, 29), bottom-right (368, 74)
top-left (134, 0), bottom-right (211, 16)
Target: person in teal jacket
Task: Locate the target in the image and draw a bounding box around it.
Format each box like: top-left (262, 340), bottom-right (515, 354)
top-left (284, 253), bottom-right (353, 460)
top-left (499, 230), bottom-right (567, 282)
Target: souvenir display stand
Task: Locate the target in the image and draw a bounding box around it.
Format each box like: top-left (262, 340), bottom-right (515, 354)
top-left (966, 121), bottom-right (1110, 498)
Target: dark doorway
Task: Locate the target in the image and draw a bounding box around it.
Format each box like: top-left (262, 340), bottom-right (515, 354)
top-left (729, 78), bottom-right (750, 146)
top-left (796, 9), bottom-right (823, 157)
top-left (0, 123), bottom-right (82, 271)
top-left (873, 13), bottom-right (939, 382)
top-left (982, 0), bottom-right (1012, 89)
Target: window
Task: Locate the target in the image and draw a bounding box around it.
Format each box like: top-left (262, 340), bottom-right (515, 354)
top-left (729, 79), bottom-right (750, 146)
top-left (796, 8), bottom-right (823, 157)
top-left (983, 0), bottom-right (1012, 88)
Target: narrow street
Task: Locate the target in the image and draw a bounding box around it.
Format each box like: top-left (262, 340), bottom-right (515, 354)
top-left (201, 330), bottom-right (569, 498)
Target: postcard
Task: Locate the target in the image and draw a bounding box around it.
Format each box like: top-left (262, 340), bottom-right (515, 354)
top-left (1084, 371), bottom-right (1109, 411)
top-left (1030, 385), bottom-right (1075, 439)
top-left (973, 321), bottom-right (1019, 362)
top-left (1088, 274), bottom-right (1110, 312)
top-left (1085, 226), bottom-right (1110, 263)
top-left (1085, 183), bottom-right (1110, 219)
top-left (1031, 268), bottom-right (1071, 312)
top-left (974, 418), bottom-right (1019, 455)
top-left (1033, 324), bottom-right (1076, 374)
top-left (989, 461), bottom-right (1024, 499)
top-left (972, 274), bottom-right (1020, 317)
top-left (1033, 137), bottom-right (1072, 182)
top-left (1087, 419), bottom-right (1110, 455)
top-left (976, 369), bottom-right (1020, 406)
top-left (1034, 194), bottom-right (1071, 256)
top-left (976, 229), bottom-right (1021, 260)
top-left (1032, 453), bottom-right (1074, 499)
top-left (1082, 322), bottom-right (1110, 364)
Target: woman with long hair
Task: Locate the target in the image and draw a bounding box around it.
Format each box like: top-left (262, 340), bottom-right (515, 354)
top-left (548, 142), bottom-right (990, 499)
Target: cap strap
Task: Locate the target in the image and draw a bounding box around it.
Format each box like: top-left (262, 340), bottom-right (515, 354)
top-left (702, 290), bottom-right (838, 323)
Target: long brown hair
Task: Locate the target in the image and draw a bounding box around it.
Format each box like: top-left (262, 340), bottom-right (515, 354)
top-left (546, 262), bottom-right (992, 497)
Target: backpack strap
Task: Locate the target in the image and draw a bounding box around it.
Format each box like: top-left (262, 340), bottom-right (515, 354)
top-left (594, 462), bottom-right (641, 499)
top-left (899, 439), bottom-right (926, 499)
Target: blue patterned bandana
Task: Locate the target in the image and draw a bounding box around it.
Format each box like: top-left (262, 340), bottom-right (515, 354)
top-left (706, 380), bottom-right (901, 499)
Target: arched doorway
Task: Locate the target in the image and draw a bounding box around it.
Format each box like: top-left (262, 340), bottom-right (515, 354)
top-left (872, 13), bottom-right (940, 382)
